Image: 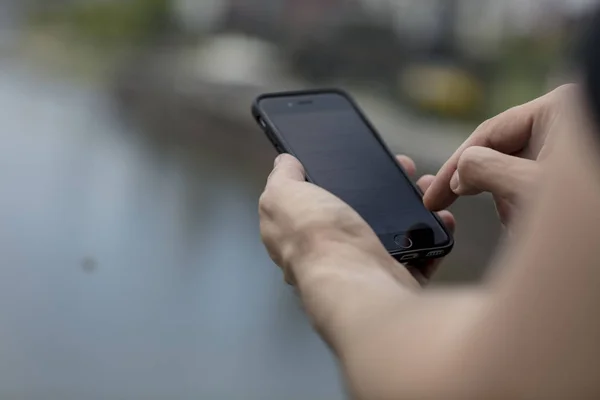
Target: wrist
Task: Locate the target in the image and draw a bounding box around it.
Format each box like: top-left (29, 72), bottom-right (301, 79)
top-left (288, 233), bottom-right (419, 290)
top-left (289, 241), bottom-right (419, 351)
top-left (288, 237), bottom-right (386, 282)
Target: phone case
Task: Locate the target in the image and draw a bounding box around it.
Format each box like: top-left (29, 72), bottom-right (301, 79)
top-left (252, 88), bottom-right (454, 263)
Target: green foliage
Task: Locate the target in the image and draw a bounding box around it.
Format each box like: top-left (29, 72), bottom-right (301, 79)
top-left (486, 35), bottom-right (564, 116)
top-left (31, 0), bottom-right (171, 46)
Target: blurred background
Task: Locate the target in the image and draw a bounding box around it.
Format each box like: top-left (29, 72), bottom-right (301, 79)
top-left (0, 0), bottom-right (593, 399)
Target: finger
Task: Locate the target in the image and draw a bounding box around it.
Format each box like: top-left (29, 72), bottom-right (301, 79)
top-left (415, 175), bottom-right (456, 232)
top-left (450, 146), bottom-right (540, 200)
top-left (407, 219), bottom-right (454, 282)
top-left (267, 154), bottom-right (305, 185)
top-left (424, 97), bottom-right (546, 211)
top-left (413, 174), bottom-right (457, 232)
top-left (437, 210), bottom-right (456, 234)
top-left (411, 210), bottom-right (455, 279)
top-left (403, 184), bottom-right (455, 284)
top-left (416, 174), bottom-right (435, 194)
top-left (396, 155), bottom-right (417, 177)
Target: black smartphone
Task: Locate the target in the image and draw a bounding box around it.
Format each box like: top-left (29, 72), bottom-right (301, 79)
top-left (252, 89), bottom-right (453, 263)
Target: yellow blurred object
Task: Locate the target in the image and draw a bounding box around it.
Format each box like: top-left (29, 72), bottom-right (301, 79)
top-left (399, 64), bottom-right (484, 117)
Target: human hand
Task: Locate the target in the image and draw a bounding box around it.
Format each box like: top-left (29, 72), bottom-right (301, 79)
top-left (424, 85), bottom-right (578, 227)
top-left (259, 154), bottom-right (455, 287)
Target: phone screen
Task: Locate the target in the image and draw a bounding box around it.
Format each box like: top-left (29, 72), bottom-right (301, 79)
top-left (259, 92), bottom-right (450, 253)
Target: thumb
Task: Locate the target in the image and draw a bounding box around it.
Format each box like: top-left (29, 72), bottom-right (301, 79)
top-left (267, 154), bottom-right (306, 185)
top-left (451, 146), bottom-right (540, 200)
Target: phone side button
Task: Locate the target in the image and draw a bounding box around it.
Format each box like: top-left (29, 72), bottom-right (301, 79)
top-left (263, 130), bottom-right (280, 150)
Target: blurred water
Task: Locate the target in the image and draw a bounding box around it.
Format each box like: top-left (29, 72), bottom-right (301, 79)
top-left (0, 60), bottom-right (344, 399)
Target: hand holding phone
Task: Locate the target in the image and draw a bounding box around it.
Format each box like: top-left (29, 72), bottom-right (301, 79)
top-left (253, 89), bottom-right (453, 263)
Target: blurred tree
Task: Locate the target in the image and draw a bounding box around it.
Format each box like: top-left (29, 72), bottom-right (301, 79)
top-left (488, 34), bottom-right (560, 116)
top-left (30, 0), bottom-right (173, 47)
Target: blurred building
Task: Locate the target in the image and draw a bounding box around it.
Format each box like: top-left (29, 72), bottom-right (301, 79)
top-left (175, 0), bottom-right (363, 39)
top-left (362, 0), bottom-right (593, 56)
top-left (175, 0), bottom-right (228, 32)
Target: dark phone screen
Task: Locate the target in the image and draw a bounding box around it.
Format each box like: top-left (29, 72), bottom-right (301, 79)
top-left (260, 93), bottom-right (449, 251)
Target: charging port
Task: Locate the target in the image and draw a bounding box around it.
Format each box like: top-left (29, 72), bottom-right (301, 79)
top-left (400, 254), bottom-right (419, 262)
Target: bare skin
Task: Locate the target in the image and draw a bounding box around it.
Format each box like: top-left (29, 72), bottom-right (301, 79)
top-left (259, 85), bottom-right (600, 399)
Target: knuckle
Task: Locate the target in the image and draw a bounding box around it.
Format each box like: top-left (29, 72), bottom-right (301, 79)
top-left (474, 118), bottom-right (493, 135)
top-left (267, 167), bottom-right (280, 183)
top-left (259, 228), bottom-right (271, 247)
top-left (260, 223), bottom-right (285, 263)
top-left (472, 117), bottom-right (499, 146)
top-left (478, 117), bottom-right (493, 131)
top-left (554, 83), bottom-right (577, 96)
top-left (549, 84), bottom-right (579, 106)
top-left (475, 104), bottom-right (523, 136)
top-left (458, 146), bottom-right (485, 173)
top-left (258, 191), bottom-right (275, 215)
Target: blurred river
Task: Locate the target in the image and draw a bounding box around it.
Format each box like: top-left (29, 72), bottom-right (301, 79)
top-left (0, 41), bottom-right (502, 398)
top-left (0, 59), bottom-right (343, 399)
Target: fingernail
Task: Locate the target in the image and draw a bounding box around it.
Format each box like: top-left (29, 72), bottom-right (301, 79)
top-left (450, 171), bottom-right (460, 193)
top-left (274, 155), bottom-right (283, 166)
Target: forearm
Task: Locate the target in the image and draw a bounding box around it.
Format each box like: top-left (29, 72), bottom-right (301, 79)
top-left (293, 245), bottom-right (489, 399)
top-left (342, 290), bottom-right (491, 400)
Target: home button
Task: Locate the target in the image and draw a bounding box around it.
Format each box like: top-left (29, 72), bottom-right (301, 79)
top-left (394, 235), bottom-right (413, 249)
